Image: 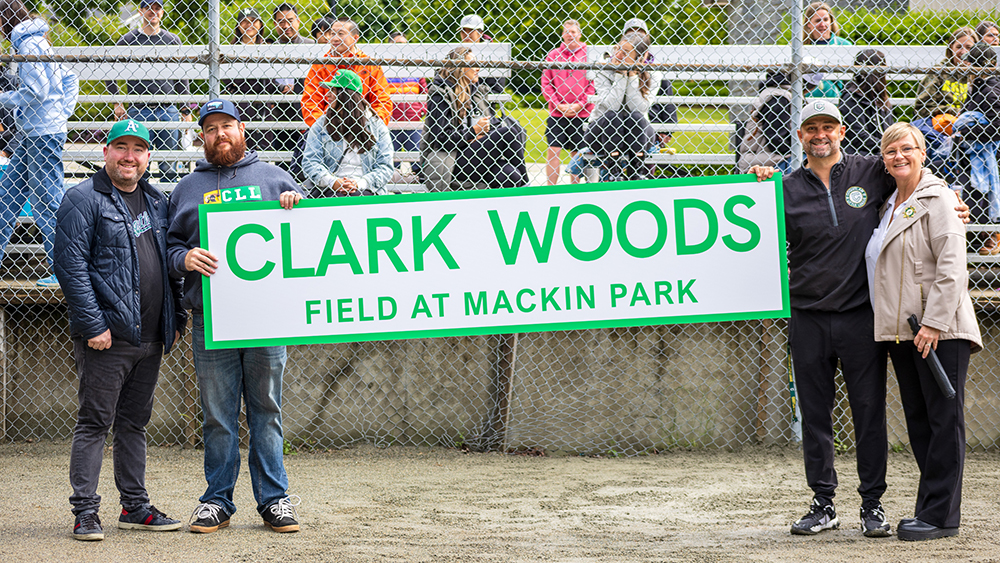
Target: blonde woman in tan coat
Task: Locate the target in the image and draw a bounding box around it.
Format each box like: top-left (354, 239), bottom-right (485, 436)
top-left (864, 122), bottom-right (982, 542)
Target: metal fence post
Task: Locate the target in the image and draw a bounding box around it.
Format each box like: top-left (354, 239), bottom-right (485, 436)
top-left (790, 0), bottom-right (804, 171)
top-left (207, 0), bottom-right (221, 98)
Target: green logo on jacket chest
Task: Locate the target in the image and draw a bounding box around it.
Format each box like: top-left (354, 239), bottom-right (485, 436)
top-left (203, 186), bottom-right (262, 204)
top-left (845, 186), bottom-right (867, 208)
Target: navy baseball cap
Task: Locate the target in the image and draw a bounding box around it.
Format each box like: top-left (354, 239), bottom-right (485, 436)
top-left (198, 99), bottom-right (241, 126)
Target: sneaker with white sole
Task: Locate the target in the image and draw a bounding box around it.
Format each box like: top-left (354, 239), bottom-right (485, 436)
top-left (73, 512), bottom-right (104, 541)
top-left (118, 504), bottom-right (182, 531)
top-left (860, 501), bottom-right (891, 537)
top-left (37, 275), bottom-right (60, 288)
top-left (261, 495), bottom-right (301, 533)
top-left (189, 502), bottom-right (231, 533)
top-left (791, 497), bottom-right (839, 535)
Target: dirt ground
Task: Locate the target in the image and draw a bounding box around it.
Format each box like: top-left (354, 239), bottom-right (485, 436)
top-left (2, 442), bottom-right (1000, 562)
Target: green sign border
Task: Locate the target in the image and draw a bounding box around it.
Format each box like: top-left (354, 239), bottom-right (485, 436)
top-left (200, 174), bottom-right (788, 349)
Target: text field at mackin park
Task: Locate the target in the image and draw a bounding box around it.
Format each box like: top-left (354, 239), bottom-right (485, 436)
top-left (201, 176), bottom-right (788, 349)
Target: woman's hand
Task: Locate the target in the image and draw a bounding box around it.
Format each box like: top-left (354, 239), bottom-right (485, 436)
top-left (473, 117), bottom-right (490, 137)
top-left (748, 165), bottom-right (778, 182)
top-left (334, 178), bottom-right (358, 194)
top-left (914, 325), bottom-right (941, 359)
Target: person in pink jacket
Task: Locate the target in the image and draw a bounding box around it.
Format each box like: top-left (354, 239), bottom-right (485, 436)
top-left (541, 20), bottom-right (595, 184)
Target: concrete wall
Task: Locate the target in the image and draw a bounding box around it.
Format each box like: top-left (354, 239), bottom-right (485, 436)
top-left (3, 305), bottom-right (999, 454)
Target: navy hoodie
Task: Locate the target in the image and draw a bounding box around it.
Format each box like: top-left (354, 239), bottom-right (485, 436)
top-left (166, 151), bottom-right (304, 311)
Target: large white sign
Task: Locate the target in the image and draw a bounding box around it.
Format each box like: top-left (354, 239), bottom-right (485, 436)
top-left (201, 177), bottom-right (788, 349)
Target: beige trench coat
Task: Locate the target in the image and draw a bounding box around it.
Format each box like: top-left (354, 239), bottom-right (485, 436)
top-left (870, 169), bottom-right (982, 351)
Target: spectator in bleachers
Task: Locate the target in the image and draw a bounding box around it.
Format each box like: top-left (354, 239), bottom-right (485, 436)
top-left (955, 43), bottom-right (1000, 255)
top-left (583, 31), bottom-right (661, 181)
top-left (0, 0), bottom-right (78, 287)
top-left (459, 14), bottom-right (490, 43)
top-left (460, 15), bottom-right (506, 99)
top-left (108, 0), bottom-right (191, 184)
top-left (421, 46), bottom-right (526, 191)
top-left (541, 19), bottom-right (594, 185)
top-left (976, 21), bottom-right (998, 46)
top-left (913, 27), bottom-right (977, 121)
top-left (272, 2), bottom-right (313, 45)
top-left (302, 70), bottom-right (394, 197)
top-left (619, 19), bottom-right (680, 163)
top-left (310, 16), bottom-right (334, 44)
top-left (271, 3), bottom-right (314, 178)
top-left (621, 18), bottom-right (652, 61)
top-left (0, 63), bottom-right (16, 157)
top-left (302, 17), bottom-right (392, 128)
top-left (737, 71), bottom-right (820, 174)
top-left (802, 2), bottom-right (851, 99)
top-left (224, 8), bottom-right (274, 151)
top-left (384, 31), bottom-right (427, 175)
top-left (839, 49), bottom-right (895, 157)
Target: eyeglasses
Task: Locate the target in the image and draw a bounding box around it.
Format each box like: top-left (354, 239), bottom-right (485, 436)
top-left (882, 146), bottom-right (919, 159)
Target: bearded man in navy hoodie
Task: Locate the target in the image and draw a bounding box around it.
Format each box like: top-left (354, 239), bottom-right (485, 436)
top-left (166, 99), bottom-right (305, 534)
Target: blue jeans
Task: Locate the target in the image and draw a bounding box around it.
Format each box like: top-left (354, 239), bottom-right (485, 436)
top-left (191, 313), bottom-right (289, 515)
top-left (128, 105), bottom-right (181, 183)
top-left (0, 133), bottom-right (65, 266)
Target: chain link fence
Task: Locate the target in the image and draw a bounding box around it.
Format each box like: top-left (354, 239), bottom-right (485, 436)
top-left (0, 0), bottom-right (999, 455)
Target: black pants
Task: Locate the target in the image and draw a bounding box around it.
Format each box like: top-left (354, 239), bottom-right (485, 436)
top-left (789, 306), bottom-right (888, 505)
top-left (586, 110), bottom-right (653, 151)
top-left (69, 338), bottom-right (164, 515)
top-left (888, 339), bottom-right (969, 529)
top-left (454, 125), bottom-right (526, 188)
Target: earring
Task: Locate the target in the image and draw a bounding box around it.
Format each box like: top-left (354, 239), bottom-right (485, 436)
top-left (884, 166), bottom-right (889, 174)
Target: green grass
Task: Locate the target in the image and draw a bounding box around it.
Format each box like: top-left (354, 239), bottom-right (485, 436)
top-left (510, 106), bottom-right (732, 164)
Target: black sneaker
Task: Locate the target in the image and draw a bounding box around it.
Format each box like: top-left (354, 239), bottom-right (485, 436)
top-left (73, 512), bottom-right (104, 541)
top-left (118, 504), bottom-right (182, 531)
top-left (262, 495), bottom-right (301, 533)
top-left (860, 501), bottom-right (891, 537)
top-left (189, 502), bottom-right (231, 534)
top-left (790, 497), bottom-right (839, 535)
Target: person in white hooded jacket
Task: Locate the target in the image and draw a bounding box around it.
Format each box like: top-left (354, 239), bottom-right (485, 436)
top-left (0, 0), bottom-right (78, 286)
top-left (582, 31), bottom-right (661, 180)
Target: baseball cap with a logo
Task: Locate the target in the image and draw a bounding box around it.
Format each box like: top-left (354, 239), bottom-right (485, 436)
top-left (460, 14), bottom-right (484, 31)
top-left (800, 100), bottom-right (842, 127)
top-left (198, 99), bottom-right (242, 126)
top-left (107, 119), bottom-right (151, 148)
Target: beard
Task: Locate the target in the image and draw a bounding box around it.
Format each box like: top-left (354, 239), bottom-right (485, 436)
top-left (204, 134), bottom-right (247, 167)
top-left (804, 138), bottom-right (837, 159)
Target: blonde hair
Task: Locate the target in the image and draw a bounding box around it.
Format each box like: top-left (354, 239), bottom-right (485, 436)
top-left (881, 122), bottom-right (926, 154)
top-left (437, 46), bottom-right (476, 118)
top-left (803, 2), bottom-right (840, 44)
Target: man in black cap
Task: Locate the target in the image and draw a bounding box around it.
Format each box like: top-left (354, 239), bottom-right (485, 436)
top-left (166, 99), bottom-right (305, 534)
top-left (56, 119), bottom-right (186, 541)
top-left (108, 0), bottom-right (192, 183)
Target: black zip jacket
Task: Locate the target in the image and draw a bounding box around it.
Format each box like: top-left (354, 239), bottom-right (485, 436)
top-left (961, 76), bottom-right (1000, 144)
top-left (783, 153), bottom-right (894, 311)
